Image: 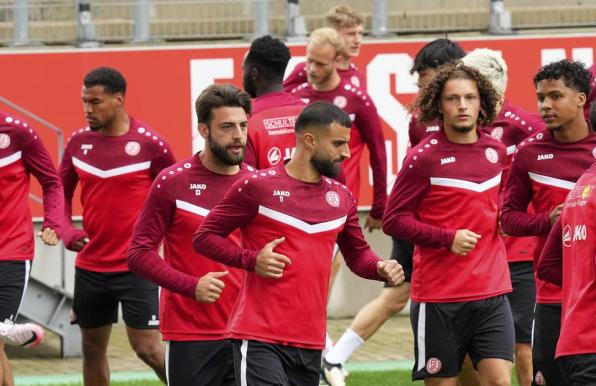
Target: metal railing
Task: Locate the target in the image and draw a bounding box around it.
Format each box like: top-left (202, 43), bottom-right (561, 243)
top-left (0, 0), bottom-right (595, 46)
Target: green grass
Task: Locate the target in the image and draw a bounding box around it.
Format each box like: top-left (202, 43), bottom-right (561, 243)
top-left (29, 369), bottom-right (521, 386)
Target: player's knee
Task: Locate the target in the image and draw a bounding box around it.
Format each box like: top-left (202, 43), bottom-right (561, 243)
top-left (379, 288), bottom-right (408, 314)
top-left (132, 341), bottom-right (162, 365)
top-left (515, 344), bottom-right (532, 364)
top-left (81, 340), bottom-right (107, 361)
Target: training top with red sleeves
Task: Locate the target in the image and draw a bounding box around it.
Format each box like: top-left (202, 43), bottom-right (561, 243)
top-left (408, 115), bottom-right (441, 147)
top-left (0, 112), bottom-right (64, 261)
top-left (501, 129), bottom-right (596, 303)
top-left (193, 164), bottom-right (384, 349)
top-left (284, 62), bottom-right (366, 93)
top-left (244, 92), bottom-right (306, 169)
top-left (291, 80), bottom-right (387, 219)
top-left (383, 130), bottom-right (511, 302)
top-left (482, 101), bottom-right (546, 263)
top-left (60, 117), bottom-right (176, 273)
top-left (537, 162), bottom-right (596, 358)
top-left (127, 156), bottom-right (252, 341)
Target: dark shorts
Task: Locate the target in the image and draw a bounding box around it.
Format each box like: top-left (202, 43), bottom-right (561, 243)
top-left (167, 340), bottom-right (235, 386)
top-left (533, 303), bottom-right (566, 386)
top-left (558, 354), bottom-right (596, 386)
top-left (0, 261), bottom-right (31, 323)
top-left (411, 295), bottom-right (515, 380)
top-left (385, 238), bottom-right (414, 285)
top-left (231, 340), bottom-right (321, 386)
top-left (72, 267), bottom-right (159, 329)
top-left (507, 261), bottom-right (536, 343)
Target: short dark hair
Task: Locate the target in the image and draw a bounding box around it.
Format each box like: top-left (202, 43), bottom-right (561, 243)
top-left (533, 59), bottom-right (592, 96)
top-left (195, 84), bottom-right (252, 125)
top-left (295, 101), bottom-right (352, 133)
top-left (83, 67), bottom-right (127, 95)
top-left (410, 38), bottom-right (466, 75)
top-left (413, 62), bottom-right (499, 127)
top-left (245, 35), bottom-right (291, 81)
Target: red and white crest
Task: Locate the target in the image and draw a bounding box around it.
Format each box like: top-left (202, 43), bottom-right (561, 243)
top-left (562, 225), bottom-right (572, 248)
top-left (490, 126), bottom-right (504, 140)
top-left (426, 358), bottom-right (442, 375)
top-left (125, 141), bottom-right (141, 156)
top-left (485, 147), bottom-right (498, 163)
top-left (267, 147), bottom-right (282, 165)
top-left (0, 133), bottom-right (10, 149)
top-left (325, 191), bottom-right (340, 207)
top-left (333, 96), bottom-right (347, 109)
top-left (535, 371), bottom-right (546, 385)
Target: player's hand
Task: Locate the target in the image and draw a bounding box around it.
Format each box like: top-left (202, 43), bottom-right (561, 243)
top-left (451, 229), bottom-right (481, 256)
top-left (376, 259), bottom-right (404, 286)
top-left (71, 236), bottom-right (90, 252)
top-left (255, 237), bottom-right (291, 279)
top-left (195, 271), bottom-right (228, 304)
top-left (364, 215), bottom-right (382, 233)
top-left (549, 204), bottom-right (564, 225)
top-left (498, 220), bottom-right (509, 237)
top-left (36, 227), bottom-right (59, 245)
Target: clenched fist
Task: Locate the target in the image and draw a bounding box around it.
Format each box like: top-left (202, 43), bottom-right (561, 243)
top-left (195, 271), bottom-right (228, 303)
top-left (451, 229), bottom-right (481, 256)
top-left (377, 259), bottom-right (405, 286)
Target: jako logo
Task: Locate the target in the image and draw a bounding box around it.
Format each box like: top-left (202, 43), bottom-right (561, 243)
top-left (537, 153), bottom-right (554, 160)
top-left (190, 183), bottom-right (207, 196)
top-left (573, 224), bottom-right (587, 242)
top-left (440, 157), bottom-right (456, 165)
top-left (273, 190), bottom-right (290, 202)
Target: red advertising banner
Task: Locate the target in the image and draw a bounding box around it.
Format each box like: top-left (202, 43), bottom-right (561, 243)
top-left (1, 34), bottom-right (594, 216)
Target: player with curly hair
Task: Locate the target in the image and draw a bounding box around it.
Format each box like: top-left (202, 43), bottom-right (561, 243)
top-left (501, 59), bottom-right (595, 386)
top-left (384, 63), bottom-right (515, 385)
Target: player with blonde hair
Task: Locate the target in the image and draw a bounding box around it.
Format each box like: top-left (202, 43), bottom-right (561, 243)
top-left (284, 5), bottom-right (366, 91)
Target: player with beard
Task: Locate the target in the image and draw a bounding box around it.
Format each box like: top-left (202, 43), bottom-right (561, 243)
top-left (463, 48), bottom-right (545, 386)
top-left (383, 63), bottom-right (514, 385)
top-left (243, 35), bottom-right (306, 169)
top-left (128, 84), bottom-right (252, 386)
top-left (501, 59), bottom-right (596, 386)
top-left (291, 27), bottom-right (387, 232)
top-left (320, 39), bottom-right (467, 386)
top-left (284, 5), bottom-right (365, 92)
top-left (60, 67), bottom-right (175, 386)
top-left (193, 101), bottom-right (404, 386)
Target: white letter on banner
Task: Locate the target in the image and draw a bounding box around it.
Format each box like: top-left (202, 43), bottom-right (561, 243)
top-left (189, 59), bottom-right (234, 154)
top-left (284, 56), bottom-right (306, 80)
top-left (367, 53), bottom-right (418, 189)
top-left (541, 48), bottom-right (593, 67)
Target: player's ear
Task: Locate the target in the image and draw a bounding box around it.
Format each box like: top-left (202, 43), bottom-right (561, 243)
top-left (197, 123), bottom-right (209, 140)
top-left (303, 132), bottom-right (316, 150)
top-left (577, 90), bottom-right (586, 109)
top-left (113, 92), bottom-right (125, 108)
